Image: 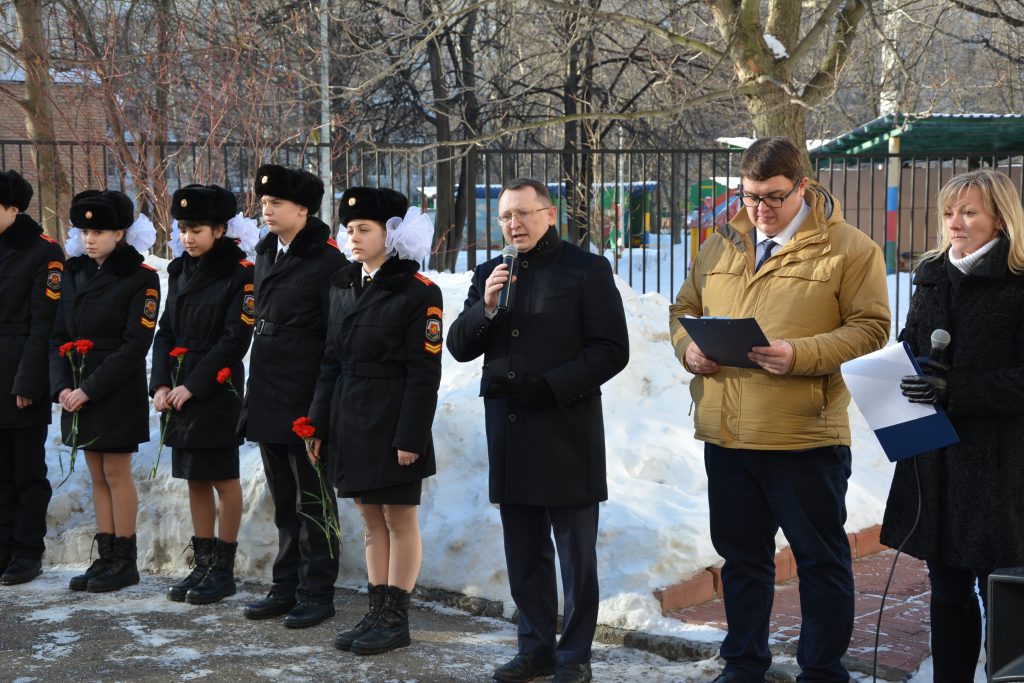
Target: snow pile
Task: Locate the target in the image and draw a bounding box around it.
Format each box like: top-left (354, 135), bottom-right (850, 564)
top-left (43, 255), bottom-right (897, 627)
top-left (763, 34), bottom-right (789, 60)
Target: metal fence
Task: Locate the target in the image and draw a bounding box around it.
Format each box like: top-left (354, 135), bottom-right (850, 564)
top-left (6, 140), bottom-right (1024, 334)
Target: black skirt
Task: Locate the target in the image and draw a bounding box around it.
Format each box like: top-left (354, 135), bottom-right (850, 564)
top-left (89, 445), bottom-right (136, 455)
top-left (171, 446), bottom-right (240, 481)
top-left (343, 478), bottom-right (422, 506)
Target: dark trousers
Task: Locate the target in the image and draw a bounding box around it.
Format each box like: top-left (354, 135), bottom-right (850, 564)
top-left (926, 562), bottom-right (990, 683)
top-left (259, 442), bottom-right (339, 603)
top-left (705, 443), bottom-right (854, 683)
top-left (0, 426), bottom-right (51, 560)
top-left (499, 503), bottom-right (600, 665)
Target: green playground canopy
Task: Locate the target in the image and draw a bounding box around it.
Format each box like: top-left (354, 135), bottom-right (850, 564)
top-left (811, 113), bottom-right (1024, 157)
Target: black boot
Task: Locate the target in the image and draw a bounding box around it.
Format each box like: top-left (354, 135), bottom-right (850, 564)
top-left (0, 553), bottom-right (10, 573)
top-left (931, 597), bottom-right (983, 683)
top-left (334, 583), bottom-right (386, 651)
top-left (87, 534), bottom-right (140, 593)
top-left (70, 532), bottom-right (116, 591)
top-left (350, 585), bottom-right (411, 655)
top-left (167, 537), bottom-right (214, 602)
top-left (185, 539), bottom-right (237, 605)
top-left (1, 557), bottom-right (42, 585)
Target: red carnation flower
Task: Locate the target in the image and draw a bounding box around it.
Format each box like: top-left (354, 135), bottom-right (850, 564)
top-left (216, 367), bottom-right (232, 384)
top-left (74, 339), bottom-right (94, 355)
top-left (291, 416), bottom-right (316, 440)
top-left (169, 347), bottom-right (189, 358)
top-left (58, 341), bottom-right (75, 358)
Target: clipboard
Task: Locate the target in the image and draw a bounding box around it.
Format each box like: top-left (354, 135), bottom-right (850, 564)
top-left (678, 317), bottom-right (770, 369)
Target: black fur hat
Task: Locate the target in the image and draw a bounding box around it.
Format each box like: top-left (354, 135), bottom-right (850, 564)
top-left (0, 170), bottom-right (33, 212)
top-left (171, 184), bottom-right (238, 225)
top-left (337, 187), bottom-right (409, 227)
top-left (254, 164), bottom-right (324, 214)
top-left (70, 190), bottom-right (135, 231)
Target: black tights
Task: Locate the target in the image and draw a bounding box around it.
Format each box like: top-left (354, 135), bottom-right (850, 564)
top-left (927, 561), bottom-right (991, 683)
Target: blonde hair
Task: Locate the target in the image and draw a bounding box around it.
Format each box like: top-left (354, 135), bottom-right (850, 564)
top-left (920, 169), bottom-right (1024, 273)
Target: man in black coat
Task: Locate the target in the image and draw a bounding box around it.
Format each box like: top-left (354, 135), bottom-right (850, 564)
top-left (447, 178), bottom-right (629, 683)
top-left (0, 171), bottom-right (63, 585)
top-left (241, 164), bottom-right (347, 628)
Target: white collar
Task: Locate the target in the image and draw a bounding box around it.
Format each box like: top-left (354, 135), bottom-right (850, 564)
top-left (756, 200), bottom-right (808, 248)
top-left (276, 237), bottom-right (290, 256)
top-left (362, 265), bottom-right (380, 281)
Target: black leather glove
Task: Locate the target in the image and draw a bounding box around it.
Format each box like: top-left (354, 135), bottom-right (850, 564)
top-left (483, 376), bottom-right (516, 399)
top-left (900, 374), bottom-right (948, 405)
top-left (510, 377), bottom-right (556, 409)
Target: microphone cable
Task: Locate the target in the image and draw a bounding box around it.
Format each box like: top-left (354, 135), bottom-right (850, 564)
top-left (873, 457), bottom-right (923, 682)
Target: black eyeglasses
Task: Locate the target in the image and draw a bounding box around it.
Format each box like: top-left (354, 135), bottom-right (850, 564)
top-left (740, 184), bottom-right (799, 209)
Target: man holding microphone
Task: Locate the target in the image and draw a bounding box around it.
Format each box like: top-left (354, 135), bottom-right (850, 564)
top-left (670, 137), bottom-right (890, 682)
top-left (448, 178), bottom-right (629, 683)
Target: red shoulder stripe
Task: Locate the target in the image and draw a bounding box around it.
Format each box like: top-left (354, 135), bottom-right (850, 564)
top-left (141, 263), bottom-right (157, 271)
top-left (414, 272), bottom-right (433, 286)
top-left (239, 259), bottom-right (254, 267)
top-left (326, 238), bottom-right (340, 250)
top-left (39, 233), bottom-right (57, 243)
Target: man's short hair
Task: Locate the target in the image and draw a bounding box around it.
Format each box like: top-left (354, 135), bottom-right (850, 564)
top-left (739, 137), bottom-right (805, 183)
top-left (500, 178), bottom-right (551, 204)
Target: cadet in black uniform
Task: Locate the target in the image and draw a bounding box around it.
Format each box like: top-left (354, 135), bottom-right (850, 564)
top-left (51, 190), bottom-right (160, 593)
top-left (152, 184), bottom-right (255, 605)
top-left (241, 164), bottom-right (347, 628)
top-left (0, 170), bottom-right (63, 586)
top-left (308, 187), bottom-right (442, 656)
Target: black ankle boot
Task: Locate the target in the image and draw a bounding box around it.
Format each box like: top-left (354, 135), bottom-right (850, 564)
top-left (334, 583), bottom-right (386, 651)
top-left (350, 585), bottom-right (411, 655)
top-left (69, 532), bottom-right (115, 591)
top-left (167, 537), bottom-right (214, 602)
top-left (87, 534), bottom-right (140, 593)
top-left (185, 539), bottom-right (237, 605)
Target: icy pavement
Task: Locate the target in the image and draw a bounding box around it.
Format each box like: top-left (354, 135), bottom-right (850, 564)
top-left (1, 570), bottom-right (728, 682)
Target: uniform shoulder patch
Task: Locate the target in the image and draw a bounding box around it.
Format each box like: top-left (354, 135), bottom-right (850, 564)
top-left (39, 233), bottom-right (57, 243)
top-left (241, 286), bottom-right (255, 326)
top-left (239, 259), bottom-right (254, 268)
top-left (326, 238), bottom-right (340, 250)
top-left (140, 263), bottom-right (158, 272)
top-left (45, 261), bottom-right (63, 301)
top-left (141, 288), bottom-right (159, 329)
top-left (414, 272), bottom-right (433, 286)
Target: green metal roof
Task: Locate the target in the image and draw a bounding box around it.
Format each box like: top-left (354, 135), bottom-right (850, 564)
top-left (810, 113), bottom-right (1024, 157)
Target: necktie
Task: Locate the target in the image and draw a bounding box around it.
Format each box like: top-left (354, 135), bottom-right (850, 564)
top-left (756, 239), bottom-right (778, 272)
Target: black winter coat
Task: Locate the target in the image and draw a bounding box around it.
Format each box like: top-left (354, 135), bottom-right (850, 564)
top-left (0, 214), bottom-right (63, 428)
top-left (309, 258), bottom-right (442, 494)
top-left (151, 237), bottom-right (254, 448)
top-left (446, 227), bottom-right (630, 506)
top-left (881, 237), bottom-right (1024, 569)
top-left (241, 217), bottom-right (347, 444)
top-left (50, 245), bottom-right (160, 450)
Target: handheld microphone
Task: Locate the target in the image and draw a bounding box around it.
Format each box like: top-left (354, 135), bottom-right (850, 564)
top-left (496, 245), bottom-right (518, 312)
top-left (928, 329), bottom-right (951, 367)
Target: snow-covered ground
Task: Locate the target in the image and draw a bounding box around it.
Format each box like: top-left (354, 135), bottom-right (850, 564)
top-left (41, 253), bottom-right (900, 640)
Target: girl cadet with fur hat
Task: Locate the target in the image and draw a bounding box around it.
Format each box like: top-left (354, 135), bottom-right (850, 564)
top-left (0, 170), bottom-right (63, 587)
top-left (151, 184), bottom-right (257, 605)
top-left (308, 186), bottom-right (442, 656)
top-left (52, 189), bottom-right (159, 593)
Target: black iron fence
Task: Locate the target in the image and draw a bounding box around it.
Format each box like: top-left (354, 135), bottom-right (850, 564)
top-left (5, 139), bottom-right (1024, 335)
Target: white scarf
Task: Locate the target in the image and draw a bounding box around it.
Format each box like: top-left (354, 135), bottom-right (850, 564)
top-left (948, 237), bottom-right (1000, 275)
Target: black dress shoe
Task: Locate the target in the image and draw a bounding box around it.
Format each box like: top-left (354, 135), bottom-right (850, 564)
top-left (243, 588), bottom-right (297, 620)
top-left (493, 652), bottom-right (557, 683)
top-left (0, 554), bottom-right (10, 573)
top-left (710, 672), bottom-right (764, 683)
top-left (1, 557), bottom-right (42, 585)
top-left (553, 662), bottom-right (592, 683)
top-left (283, 600), bottom-right (335, 629)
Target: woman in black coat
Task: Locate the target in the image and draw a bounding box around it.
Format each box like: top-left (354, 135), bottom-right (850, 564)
top-left (0, 170), bottom-right (63, 586)
top-left (151, 184), bottom-right (255, 606)
top-left (309, 187), bottom-right (441, 656)
top-left (50, 190), bottom-right (159, 594)
top-left (881, 170), bottom-right (1024, 682)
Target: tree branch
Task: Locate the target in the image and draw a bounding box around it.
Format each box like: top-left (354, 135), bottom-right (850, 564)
top-left (785, 0), bottom-right (847, 67)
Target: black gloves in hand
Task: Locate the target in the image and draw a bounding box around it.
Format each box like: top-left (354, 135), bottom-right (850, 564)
top-left (483, 376), bottom-right (556, 408)
top-left (914, 357), bottom-right (950, 376)
top-left (900, 373), bottom-right (948, 405)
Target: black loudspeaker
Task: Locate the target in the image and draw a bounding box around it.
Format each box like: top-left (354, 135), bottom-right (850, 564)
top-left (989, 568), bottom-right (1024, 682)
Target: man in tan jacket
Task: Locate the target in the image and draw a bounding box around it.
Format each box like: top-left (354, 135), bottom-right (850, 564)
top-left (670, 137), bottom-right (890, 683)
